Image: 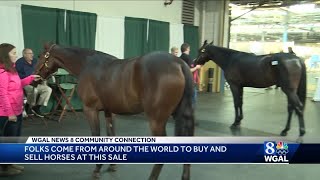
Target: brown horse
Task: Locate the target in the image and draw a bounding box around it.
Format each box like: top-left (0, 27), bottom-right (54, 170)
top-left (195, 40), bottom-right (307, 143)
top-left (34, 43), bottom-right (195, 180)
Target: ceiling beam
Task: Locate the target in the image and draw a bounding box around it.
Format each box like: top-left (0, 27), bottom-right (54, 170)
top-left (230, 0), bottom-right (320, 9)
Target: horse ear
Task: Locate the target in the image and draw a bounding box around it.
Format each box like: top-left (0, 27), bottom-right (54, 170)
top-left (203, 40), bottom-right (208, 45)
top-left (43, 41), bottom-right (56, 50)
top-left (43, 42), bottom-right (51, 50)
top-left (209, 41), bottom-right (213, 45)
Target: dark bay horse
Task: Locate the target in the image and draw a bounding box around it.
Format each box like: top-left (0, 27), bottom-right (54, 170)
top-left (34, 43), bottom-right (195, 180)
top-left (195, 40), bottom-right (307, 142)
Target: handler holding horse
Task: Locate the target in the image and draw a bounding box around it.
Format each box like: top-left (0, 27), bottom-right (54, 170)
top-left (34, 43), bottom-right (195, 180)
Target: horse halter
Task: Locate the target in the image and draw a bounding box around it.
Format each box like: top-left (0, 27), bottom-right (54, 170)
top-left (37, 44), bottom-right (57, 79)
top-left (194, 48), bottom-right (206, 64)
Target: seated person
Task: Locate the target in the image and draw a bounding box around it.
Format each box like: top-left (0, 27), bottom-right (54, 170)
top-left (16, 48), bottom-right (52, 117)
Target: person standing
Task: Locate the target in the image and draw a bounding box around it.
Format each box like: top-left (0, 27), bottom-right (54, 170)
top-left (170, 47), bottom-right (179, 57)
top-left (288, 47), bottom-right (296, 55)
top-left (179, 43), bottom-right (202, 108)
top-left (0, 43), bottom-right (40, 176)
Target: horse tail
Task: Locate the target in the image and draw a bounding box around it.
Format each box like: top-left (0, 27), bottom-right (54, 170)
top-left (297, 59), bottom-right (307, 110)
top-left (172, 62), bottom-right (195, 136)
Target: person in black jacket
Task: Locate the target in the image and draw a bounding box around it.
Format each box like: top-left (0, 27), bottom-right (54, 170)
top-left (179, 43), bottom-right (202, 107)
top-left (288, 47), bottom-right (296, 55)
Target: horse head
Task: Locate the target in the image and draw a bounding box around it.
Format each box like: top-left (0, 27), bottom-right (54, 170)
top-left (34, 42), bottom-right (60, 80)
top-left (194, 40), bottom-right (213, 65)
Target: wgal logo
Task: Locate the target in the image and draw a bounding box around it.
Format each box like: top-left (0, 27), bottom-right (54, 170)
top-left (264, 141), bottom-right (289, 163)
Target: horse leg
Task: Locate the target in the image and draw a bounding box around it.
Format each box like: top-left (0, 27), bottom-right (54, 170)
top-left (229, 84), bottom-right (242, 128)
top-left (181, 164), bottom-right (191, 180)
top-left (83, 106), bottom-right (102, 179)
top-left (148, 109), bottom-right (191, 180)
top-left (104, 112), bottom-right (117, 172)
top-left (282, 88), bottom-right (306, 142)
top-left (280, 102), bottom-right (294, 136)
top-left (296, 109), bottom-right (306, 143)
top-left (239, 87), bottom-right (244, 121)
top-left (148, 119), bottom-right (167, 180)
top-left (145, 74), bottom-right (186, 180)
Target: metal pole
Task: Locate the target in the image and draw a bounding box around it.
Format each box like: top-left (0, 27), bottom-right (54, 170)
top-left (283, 11), bottom-right (289, 48)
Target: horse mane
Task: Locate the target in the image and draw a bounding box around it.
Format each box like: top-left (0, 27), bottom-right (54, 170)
top-left (57, 45), bottom-right (118, 60)
top-left (208, 45), bottom-right (253, 55)
top-left (44, 42), bottom-right (119, 60)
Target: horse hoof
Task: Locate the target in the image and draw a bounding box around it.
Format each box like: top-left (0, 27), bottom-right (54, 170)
top-left (92, 172), bottom-right (100, 179)
top-left (296, 137), bottom-right (303, 143)
top-left (182, 175), bottom-right (190, 180)
top-left (230, 123), bottom-right (240, 129)
top-left (280, 131), bottom-right (287, 136)
top-left (106, 165), bottom-right (117, 172)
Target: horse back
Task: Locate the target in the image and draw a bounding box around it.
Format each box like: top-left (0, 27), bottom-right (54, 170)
top-left (226, 54), bottom-right (279, 87)
top-left (78, 52), bottom-right (184, 114)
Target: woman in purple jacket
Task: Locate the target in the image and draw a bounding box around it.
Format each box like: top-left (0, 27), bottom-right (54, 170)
top-left (0, 43), bottom-right (40, 176)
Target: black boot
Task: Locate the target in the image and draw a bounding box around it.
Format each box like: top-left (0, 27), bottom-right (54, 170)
top-left (25, 103), bottom-right (33, 115)
top-left (0, 165), bottom-right (22, 177)
top-left (31, 105), bottom-right (44, 118)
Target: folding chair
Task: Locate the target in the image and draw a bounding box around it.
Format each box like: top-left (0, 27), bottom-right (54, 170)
top-left (50, 68), bottom-right (78, 123)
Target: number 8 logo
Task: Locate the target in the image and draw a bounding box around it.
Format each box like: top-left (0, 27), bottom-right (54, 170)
top-left (265, 142), bottom-right (275, 155)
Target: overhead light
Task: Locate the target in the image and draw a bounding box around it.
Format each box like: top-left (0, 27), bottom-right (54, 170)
top-left (229, 3), bottom-right (238, 7)
top-left (289, 3), bottom-right (315, 12)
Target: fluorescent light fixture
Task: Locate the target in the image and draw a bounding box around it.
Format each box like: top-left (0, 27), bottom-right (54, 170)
top-left (289, 3), bottom-right (315, 12)
top-left (229, 3), bottom-right (238, 7)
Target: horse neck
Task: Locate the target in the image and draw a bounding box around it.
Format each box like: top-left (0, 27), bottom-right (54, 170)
top-left (207, 46), bottom-right (237, 70)
top-left (53, 47), bottom-right (87, 76)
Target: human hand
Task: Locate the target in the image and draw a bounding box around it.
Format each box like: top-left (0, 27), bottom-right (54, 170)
top-left (196, 65), bottom-right (202, 69)
top-left (8, 115), bottom-right (17, 122)
top-left (32, 75), bottom-right (42, 81)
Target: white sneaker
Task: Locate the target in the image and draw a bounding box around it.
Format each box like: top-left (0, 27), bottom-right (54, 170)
top-left (22, 110), bottom-right (28, 118)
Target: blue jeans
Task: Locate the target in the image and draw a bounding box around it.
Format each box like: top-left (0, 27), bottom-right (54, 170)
top-left (192, 86), bottom-right (197, 108)
top-left (0, 114), bottom-right (23, 136)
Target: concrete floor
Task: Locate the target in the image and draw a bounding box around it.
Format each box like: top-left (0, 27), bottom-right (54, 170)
top-left (6, 88), bottom-right (320, 180)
